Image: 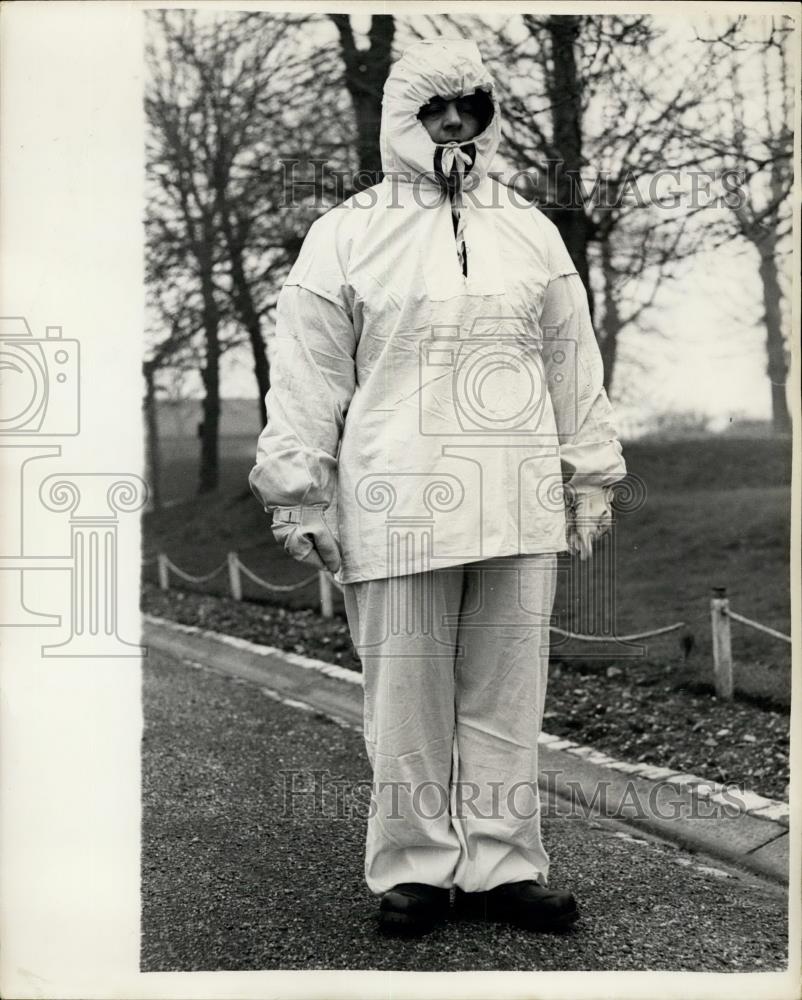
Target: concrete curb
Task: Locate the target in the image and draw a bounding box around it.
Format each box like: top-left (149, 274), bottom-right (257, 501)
top-left (142, 614), bottom-right (789, 885)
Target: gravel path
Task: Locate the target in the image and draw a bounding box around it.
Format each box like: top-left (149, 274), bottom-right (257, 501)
top-left (141, 648), bottom-right (788, 972)
top-left (141, 584), bottom-right (790, 800)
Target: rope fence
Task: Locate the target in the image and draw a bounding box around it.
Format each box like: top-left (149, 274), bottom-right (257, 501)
top-left (550, 621), bottom-right (686, 643)
top-left (724, 607), bottom-right (792, 645)
top-left (144, 551), bottom-right (791, 701)
top-left (233, 554), bottom-right (318, 594)
top-left (162, 555), bottom-right (228, 585)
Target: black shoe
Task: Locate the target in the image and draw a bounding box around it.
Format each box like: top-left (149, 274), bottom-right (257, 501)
top-left (378, 883), bottom-right (450, 936)
top-left (454, 880), bottom-right (579, 931)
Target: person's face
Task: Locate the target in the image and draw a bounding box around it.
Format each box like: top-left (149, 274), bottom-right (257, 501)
top-left (417, 93), bottom-right (486, 144)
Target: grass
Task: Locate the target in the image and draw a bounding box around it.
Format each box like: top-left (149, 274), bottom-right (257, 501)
top-left (142, 434), bottom-right (792, 706)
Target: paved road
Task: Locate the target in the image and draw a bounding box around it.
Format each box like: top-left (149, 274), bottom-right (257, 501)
top-left (141, 649), bottom-right (788, 972)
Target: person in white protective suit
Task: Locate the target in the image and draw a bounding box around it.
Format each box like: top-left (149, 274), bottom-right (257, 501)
top-left (249, 39), bottom-right (626, 936)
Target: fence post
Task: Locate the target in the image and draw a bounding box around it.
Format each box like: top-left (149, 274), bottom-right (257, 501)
top-left (228, 551), bottom-right (242, 601)
top-left (157, 553), bottom-right (169, 591)
top-left (710, 586), bottom-right (733, 699)
top-left (319, 570), bottom-right (334, 618)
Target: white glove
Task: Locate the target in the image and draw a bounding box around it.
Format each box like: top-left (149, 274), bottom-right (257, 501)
top-left (565, 488), bottom-right (612, 561)
top-left (271, 506), bottom-right (341, 574)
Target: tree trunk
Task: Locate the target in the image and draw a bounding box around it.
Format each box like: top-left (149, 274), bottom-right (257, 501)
top-left (598, 235), bottom-right (620, 393)
top-left (543, 14), bottom-right (595, 317)
top-left (234, 268), bottom-right (270, 430)
top-left (219, 206), bottom-right (270, 427)
top-left (198, 263), bottom-right (221, 494)
top-left (142, 362), bottom-right (162, 512)
top-left (730, 45), bottom-right (792, 437)
top-left (330, 14), bottom-right (395, 187)
top-left (758, 240), bottom-right (791, 434)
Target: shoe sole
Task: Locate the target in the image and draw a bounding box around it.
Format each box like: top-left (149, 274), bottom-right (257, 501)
top-left (454, 900), bottom-right (580, 932)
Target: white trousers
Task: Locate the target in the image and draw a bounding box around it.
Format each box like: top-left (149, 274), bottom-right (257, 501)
top-left (343, 553), bottom-right (558, 895)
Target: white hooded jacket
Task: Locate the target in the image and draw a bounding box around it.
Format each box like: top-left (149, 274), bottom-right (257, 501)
top-left (249, 39), bottom-right (626, 584)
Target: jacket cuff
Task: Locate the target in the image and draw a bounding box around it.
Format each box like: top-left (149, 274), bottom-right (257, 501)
top-left (560, 440), bottom-right (626, 491)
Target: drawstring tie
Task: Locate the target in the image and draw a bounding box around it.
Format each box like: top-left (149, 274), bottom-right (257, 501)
top-left (441, 143), bottom-right (473, 275)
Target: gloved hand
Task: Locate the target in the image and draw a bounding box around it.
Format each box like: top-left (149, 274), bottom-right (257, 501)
top-left (565, 488), bottom-right (612, 561)
top-left (271, 506), bottom-right (341, 574)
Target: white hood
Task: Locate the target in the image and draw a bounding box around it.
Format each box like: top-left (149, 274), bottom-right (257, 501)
top-left (379, 39), bottom-right (501, 189)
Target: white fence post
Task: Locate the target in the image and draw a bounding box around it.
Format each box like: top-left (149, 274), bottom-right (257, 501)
top-left (319, 571), bottom-right (334, 618)
top-left (710, 586), bottom-right (733, 700)
top-left (157, 553), bottom-right (169, 591)
top-left (228, 551), bottom-right (242, 601)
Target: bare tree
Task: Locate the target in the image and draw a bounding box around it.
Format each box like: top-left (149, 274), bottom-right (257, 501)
top-left (147, 9), bottom-right (353, 473)
top-left (540, 15), bottom-right (593, 295)
top-left (330, 15), bottom-right (395, 186)
top-left (703, 18), bottom-right (793, 432)
top-left (484, 14), bottom-right (724, 393)
top-left (142, 306), bottom-right (199, 510)
top-left (146, 12), bottom-right (231, 492)
top-left (146, 10), bottom-right (335, 439)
